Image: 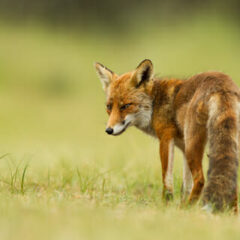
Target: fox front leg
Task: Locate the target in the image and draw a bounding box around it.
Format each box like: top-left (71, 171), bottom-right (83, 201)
top-left (159, 138), bottom-right (174, 201)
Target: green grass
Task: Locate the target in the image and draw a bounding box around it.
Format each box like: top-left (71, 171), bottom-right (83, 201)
top-left (0, 14), bottom-right (239, 239)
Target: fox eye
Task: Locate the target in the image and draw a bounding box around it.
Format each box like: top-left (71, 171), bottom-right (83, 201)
top-left (120, 103), bottom-right (132, 111)
top-left (106, 104), bottom-right (112, 111)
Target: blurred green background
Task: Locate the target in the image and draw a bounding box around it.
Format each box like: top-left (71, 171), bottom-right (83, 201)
top-left (0, 1), bottom-right (240, 240)
top-left (0, 0), bottom-right (239, 148)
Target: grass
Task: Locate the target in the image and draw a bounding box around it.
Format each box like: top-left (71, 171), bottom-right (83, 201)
top-left (0, 14), bottom-right (239, 239)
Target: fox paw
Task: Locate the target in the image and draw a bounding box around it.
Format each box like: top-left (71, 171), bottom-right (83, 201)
top-left (162, 190), bottom-right (174, 202)
top-left (201, 204), bottom-right (213, 214)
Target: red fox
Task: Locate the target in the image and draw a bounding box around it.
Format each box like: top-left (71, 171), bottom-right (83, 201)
top-left (95, 59), bottom-right (239, 213)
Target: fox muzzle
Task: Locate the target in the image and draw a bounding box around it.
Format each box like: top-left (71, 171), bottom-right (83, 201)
top-left (105, 127), bottom-right (114, 135)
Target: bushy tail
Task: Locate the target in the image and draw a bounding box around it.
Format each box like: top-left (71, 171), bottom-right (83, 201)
top-left (202, 93), bottom-right (239, 212)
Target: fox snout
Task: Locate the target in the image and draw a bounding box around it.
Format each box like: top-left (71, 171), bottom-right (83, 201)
top-left (105, 122), bottom-right (127, 136)
top-left (105, 116), bottom-right (133, 136)
top-left (105, 127), bottom-right (113, 135)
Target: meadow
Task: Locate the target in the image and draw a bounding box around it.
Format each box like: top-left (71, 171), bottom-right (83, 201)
top-left (0, 13), bottom-right (240, 239)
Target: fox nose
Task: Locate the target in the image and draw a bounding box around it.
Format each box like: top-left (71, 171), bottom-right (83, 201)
top-left (105, 127), bottom-right (113, 135)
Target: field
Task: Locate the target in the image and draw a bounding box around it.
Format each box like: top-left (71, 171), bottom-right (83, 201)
top-left (0, 14), bottom-right (240, 239)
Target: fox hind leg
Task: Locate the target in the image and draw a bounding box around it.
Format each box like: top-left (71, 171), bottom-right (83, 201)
top-left (181, 153), bottom-right (193, 202)
top-left (184, 119), bottom-right (206, 204)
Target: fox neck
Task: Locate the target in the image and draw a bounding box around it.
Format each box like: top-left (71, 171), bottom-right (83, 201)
top-left (134, 77), bottom-right (183, 138)
top-left (135, 123), bottom-right (156, 137)
top-left (134, 105), bottom-right (156, 137)
top-left (134, 82), bottom-right (156, 137)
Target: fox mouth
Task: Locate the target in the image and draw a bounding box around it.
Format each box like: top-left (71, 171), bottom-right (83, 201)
top-left (112, 122), bottom-right (131, 136)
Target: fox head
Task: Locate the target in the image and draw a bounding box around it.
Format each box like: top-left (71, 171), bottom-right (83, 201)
top-left (95, 59), bottom-right (154, 136)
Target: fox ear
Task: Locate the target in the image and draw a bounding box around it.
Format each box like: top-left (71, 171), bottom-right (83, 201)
top-left (132, 59), bottom-right (153, 88)
top-left (95, 62), bottom-right (115, 91)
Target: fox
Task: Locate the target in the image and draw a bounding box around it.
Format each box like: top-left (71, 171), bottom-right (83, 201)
top-left (95, 59), bottom-right (240, 213)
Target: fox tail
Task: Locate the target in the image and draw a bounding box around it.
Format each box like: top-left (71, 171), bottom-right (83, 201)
top-left (202, 93), bottom-right (239, 212)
